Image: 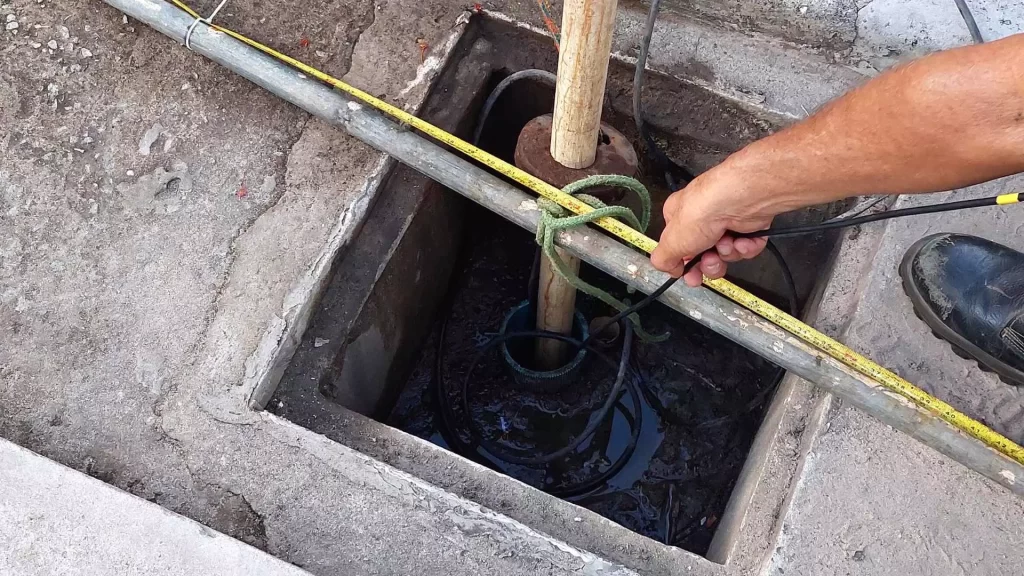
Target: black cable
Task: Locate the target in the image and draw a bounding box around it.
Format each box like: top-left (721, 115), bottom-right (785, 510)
top-left (462, 323), bottom-right (637, 466)
top-left (953, 0), bottom-right (985, 44)
top-left (440, 323), bottom-right (644, 496)
top-left (736, 194), bottom-right (1005, 239)
top-left (633, 0), bottom-right (693, 191)
top-left (633, 0), bottom-right (799, 319)
top-left (472, 69), bottom-right (557, 146)
top-left (764, 240), bottom-right (799, 317)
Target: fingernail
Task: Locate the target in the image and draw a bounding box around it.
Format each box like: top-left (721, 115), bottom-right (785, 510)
top-left (705, 261), bottom-right (721, 274)
top-left (717, 244), bottom-right (732, 257)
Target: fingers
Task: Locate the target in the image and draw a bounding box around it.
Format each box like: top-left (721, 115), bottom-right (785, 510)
top-left (733, 237), bottom-right (768, 258)
top-left (651, 217), bottom-right (724, 276)
top-left (683, 266), bottom-right (703, 287)
top-left (715, 236), bottom-right (739, 263)
top-left (700, 251), bottom-right (727, 280)
top-left (679, 251), bottom-right (726, 287)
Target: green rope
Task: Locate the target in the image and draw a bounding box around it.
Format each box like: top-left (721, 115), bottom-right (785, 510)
top-left (536, 174), bottom-right (668, 342)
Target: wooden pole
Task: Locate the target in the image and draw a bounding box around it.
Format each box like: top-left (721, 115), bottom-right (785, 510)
top-left (535, 0), bottom-right (619, 369)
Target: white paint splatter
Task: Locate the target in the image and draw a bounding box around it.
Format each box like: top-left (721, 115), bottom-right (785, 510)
top-left (347, 101), bottom-right (363, 111)
top-left (772, 341), bottom-right (784, 354)
top-left (689, 310), bottom-right (702, 320)
top-left (1001, 470), bottom-right (1016, 485)
top-left (398, 27), bottom-right (464, 98)
top-left (626, 264), bottom-right (639, 278)
top-left (518, 200), bottom-right (538, 212)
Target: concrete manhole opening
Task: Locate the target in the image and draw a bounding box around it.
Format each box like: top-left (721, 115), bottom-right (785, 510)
top-left (270, 17), bottom-right (849, 567)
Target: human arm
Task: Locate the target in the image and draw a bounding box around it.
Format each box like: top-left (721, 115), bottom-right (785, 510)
top-left (651, 33), bottom-right (1024, 286)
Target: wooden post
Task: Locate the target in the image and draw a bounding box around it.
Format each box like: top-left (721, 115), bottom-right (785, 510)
top-left (535, 0), bottom-right (619, 369)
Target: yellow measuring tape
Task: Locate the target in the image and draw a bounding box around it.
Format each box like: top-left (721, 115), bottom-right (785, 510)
top-left (169, 0), bottom-right (1024, 467)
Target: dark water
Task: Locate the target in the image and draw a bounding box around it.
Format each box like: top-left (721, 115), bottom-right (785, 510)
top-left (386, 209), bottom-right (782, 554)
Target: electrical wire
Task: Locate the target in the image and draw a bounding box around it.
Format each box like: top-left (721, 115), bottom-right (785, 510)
top-left (954, 0), bottom-right (985, 44)
top-left (633, 0), bottom-right (799, 319)
top-left (436, 313), bottom-right (646, 496)
top-left (471, 69), bottom-right (557, 147)
top-left (462, 324), bottom-right (637, 466)
top-left (632, 0), bottom-right (693, 192)
top-left (736, 193), bottom-right (1016, 239)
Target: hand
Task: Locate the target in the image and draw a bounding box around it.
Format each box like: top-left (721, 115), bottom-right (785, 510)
top-left (650, 162), bottom-right (778, 287)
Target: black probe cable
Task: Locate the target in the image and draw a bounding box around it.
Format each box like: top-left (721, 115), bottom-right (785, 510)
top-left (617, 191), bottom-right (1022, 334)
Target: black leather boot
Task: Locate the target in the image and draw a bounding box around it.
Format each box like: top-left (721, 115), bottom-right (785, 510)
top-left (900, 233), bottom-right (1024, 386)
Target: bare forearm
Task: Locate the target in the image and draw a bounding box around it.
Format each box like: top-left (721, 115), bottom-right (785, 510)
top-left (724, 33), bottom-right (1024, 214)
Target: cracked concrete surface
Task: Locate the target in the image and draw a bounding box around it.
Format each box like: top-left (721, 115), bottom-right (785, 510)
top-left (3, 0), bottom-right (1024, 575)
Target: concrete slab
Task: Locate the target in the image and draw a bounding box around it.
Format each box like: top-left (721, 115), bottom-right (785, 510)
top-left (852, 0), bottom-right (1024, 70)
top-left (0, 438), bottom-right (313, 576)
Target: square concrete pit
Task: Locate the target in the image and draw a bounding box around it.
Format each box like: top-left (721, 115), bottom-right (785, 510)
top-left (2, 0), bottom-right (1024, 575)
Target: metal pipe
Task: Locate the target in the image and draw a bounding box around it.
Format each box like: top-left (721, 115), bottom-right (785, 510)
top-left (104, 0), bottom-right (1024, 499)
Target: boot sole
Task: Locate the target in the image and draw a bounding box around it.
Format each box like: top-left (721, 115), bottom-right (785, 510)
top-left (899, 236), bottom-right (1024, 387)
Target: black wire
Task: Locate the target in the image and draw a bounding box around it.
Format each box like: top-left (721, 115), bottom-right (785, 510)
top-left (462, 324), bottom-right (637, 465)
top-left (764, 240), bottom-right (799, 317)
top-left (443, 324), bottom-right (644, 496)
top-left (633, 0), bottom-right (693, 191)
top-left (953, 0), bottom-right (985, 44)
top-left (736, 194), bottom-right (1000, 239)
top-left (472, 69), bottom-right (557, 146)
top-left (632, 0), bottom-right (799, 320)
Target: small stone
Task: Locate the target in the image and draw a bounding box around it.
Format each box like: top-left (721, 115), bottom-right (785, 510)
top-left (799, 5), bottom-right (808, 14)
top-left (315, 50), bottom-right (327, 58)
top-left (47, 39), bottom-right (57, 49)
top-left (4, 21), bottom-right (16, 30)
top-left (58, 24), bottom-right (68, 39)
top-left (30, 41), bottom-right (40, 48)
top-left (126, 169), bottom-right (135, 176)
top-left (313, 337), bottom-right (330, 348)
top-left (5, 14), bottom-right (15, 22)
top-left (852, 550), bottom-right (865, 561)
top-left (138, 123), bottom-right (164, 156)
top-left (80, 47), bottom-right (92, 58)
top-left (122, 15), bottom-right (128, 24)
top-left (573, 517), bottom-right (582, 522)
